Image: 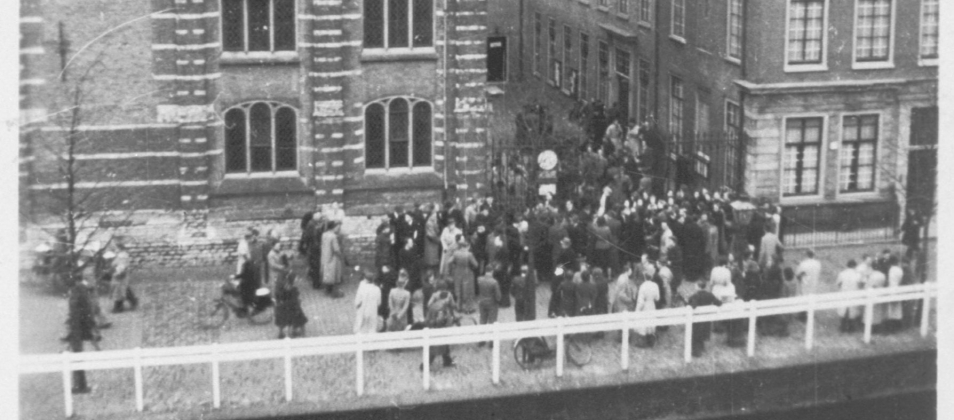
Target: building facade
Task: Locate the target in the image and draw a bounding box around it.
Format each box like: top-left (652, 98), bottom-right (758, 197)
top-left (19, 0), bottom-right (491, 266)
top-left (506, 0), bottom-right (937, 230)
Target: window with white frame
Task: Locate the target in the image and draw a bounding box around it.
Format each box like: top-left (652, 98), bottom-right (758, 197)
top-left (783, 117), bottom-right (823, 196)
top-left (225, 102), bottom-right (297, 174)
top-left (840, 115), bottom-right (877, 192)
top-left (696, 94), bottom-right (710, 138)
top-left (549, 18), bottom-right (561, 87)
top-left (671, 0), bottom-right (685, 40)
top-left (580, 32), bottom-right (590, 100)
top-left (639, 0), bottom-right (653, 25)
top-left (615, 48), bottom-right (631, 120)
top-left (363, 0), bottom-right (433, 50)
top-left (599, 0), bottom-right (610, 8)
top-left (618, 0), bottom-right (629, 15)
top-left (920, 0), bottom-right (938, 60)
top-left (727, 0), bottom-right (743, 60)
top-left (365, 97), bottom-right (432, 170)
top-left (670, 76), bottom-right (684, 142)
top-left (638, 59), bottom-right (650, 123)
top-left (725, 100), bottom-right (741, 134)
top-left (533, 13), bottom-right (542, 76)
top-left (854, 0), bottom-right (892, 63)
top-left (786, 0), bottom-right (825, 65)
top-left (598, 41), bottom-right (610, 102)
top-left (223, 0), bottom-right (296, 53)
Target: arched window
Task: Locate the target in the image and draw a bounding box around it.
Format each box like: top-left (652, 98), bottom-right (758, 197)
top-left (364, 97), bottom-right (432, 170)
top-left (224, 102), bottom-right (298, 174)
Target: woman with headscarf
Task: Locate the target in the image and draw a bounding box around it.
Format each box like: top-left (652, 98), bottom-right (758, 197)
top-left (448, 237), bottom-right (479, 313)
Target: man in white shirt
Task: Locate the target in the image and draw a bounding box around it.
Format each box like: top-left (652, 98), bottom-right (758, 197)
top-left (836, 259), bottom-right (864, 333)
top-left (795, 250), bottom-right (822, 296)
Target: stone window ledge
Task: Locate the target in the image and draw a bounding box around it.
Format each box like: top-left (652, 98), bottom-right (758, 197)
top-left (220, 52), bottom-right (300, 66)
top-left (360, 49), bottom-right (438, 63)
top-left (345, 171), bottom-right (444, 191)
top-left (212, 175), bottom-right (312, 198)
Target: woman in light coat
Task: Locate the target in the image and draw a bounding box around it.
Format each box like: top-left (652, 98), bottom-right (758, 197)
top-left (387, 273), bottom-right (411, 332)
top-left (439, 218), bottom-right (462, 276)
top-left (884, 255), bottom-right (904, 333)
top-left (354, 271), bottom-right (382, 334)
top-left (449, 239), bottom-right (479, 313)
top-left (633, 268), bottom-right (660, 347)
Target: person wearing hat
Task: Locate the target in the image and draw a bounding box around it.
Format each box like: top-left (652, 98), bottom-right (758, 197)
top-left (110, 242), bottom-right (138, 313)
top-left (475, 266), bottom-right (502, 345)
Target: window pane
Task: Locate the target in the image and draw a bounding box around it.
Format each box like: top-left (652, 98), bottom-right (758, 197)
top-left (412, 0), bottom-right (433, 47)
top-left (364, 0), bottom-right (385, 48)
top-left (223, 0), bottom-right (245, 52)
top-left (388, 0), bottom-right (409, 48)
top-left (249, 103), bottom-right (272, 172)
top-left (273, 0), bottom-right (296, 51)
top-left (787, 1), bottom-right (825, 64)
top-left (247, 0), bottom-right (271, 51)
top-left (921, 0), bottom-right (939, 58)
top-left (366, 104), bottom-right (385, 168)
top-left (412, 102), bottom-right (432, 166)
top-left (225, 109), bottom-right (247, 172)
top-left (389, 99), bottom-right (409, 167)
top-left (275, 107), bottom-right (296, 171)
top-left (855, 0), bottom-right (891, 61)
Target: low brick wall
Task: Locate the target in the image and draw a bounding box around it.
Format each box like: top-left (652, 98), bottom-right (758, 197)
top-left (21, 212), bottom-right (384, 270)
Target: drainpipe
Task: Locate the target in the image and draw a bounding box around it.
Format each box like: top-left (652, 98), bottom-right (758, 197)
top-left (443, 0), bottom-right (451, 196)
top-left (652, 0), bottom-right (660, 122)
top-left (518, 0), bottom-right (525, 80)
top-left (738, 0), bottom-right (749, 194)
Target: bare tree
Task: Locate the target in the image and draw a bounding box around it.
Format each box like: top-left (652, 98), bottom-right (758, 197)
top-left (22, 22), bottom-right (165, 292)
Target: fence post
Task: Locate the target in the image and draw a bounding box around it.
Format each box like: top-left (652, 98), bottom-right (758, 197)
top-left (621, 321), bottom-right (630, 371)
top-left (805, 295), bottom-right (816, 351)
top-left (134, 347), bottom-right (144, 412)
top-left (556, 317), bottom-right (565, 377)
top-left (61, 351), bottom-right (73, 418)
top-left (211, 342), bottom-right (220, 409)
top-left (683, 307), bottom-right (693, 363)
top-left (284, 337), bottom-right (293, 402)
top-left (863, 288), bottom-right (874, 344)
top-left (492, 322), bottom-right (501, 385)
top-left (355, 338), bottom-right (365, 396)
top-left (422, 329), bottom-right (431, 390)
top-left (747, 300), bottom-right (757, 357)
top-left (920, 288), bottom-right (931, 337)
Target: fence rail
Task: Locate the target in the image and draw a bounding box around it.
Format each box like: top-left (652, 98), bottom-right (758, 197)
top-left (22, 283), bottom-right (937, 417)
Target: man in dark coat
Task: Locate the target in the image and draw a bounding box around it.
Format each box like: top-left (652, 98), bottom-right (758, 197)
top-left (688, 287), bottom-right (722, 357)
top-left (65, 281), bottom-right (99, 394)
top-left (682, 215), bottom-right (708, 282)
top-left (303, 215), bottom-right (325, 289)
top-left (511, 265), bottom-right (536, 321)
top-left (375, 222), bottom-right (396, 272)
top-left (527, 214), bottom-right (552, 286)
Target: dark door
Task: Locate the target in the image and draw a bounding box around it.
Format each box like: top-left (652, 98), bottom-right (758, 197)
top-left (616, 76), bottom-right (630, 123)
top-left (906, 107), bottom-right (938, 216)
top-left (487, 36), bottom-right (507, 82)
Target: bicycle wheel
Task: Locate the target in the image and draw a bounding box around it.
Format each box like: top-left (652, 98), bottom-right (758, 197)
top-left (513, 337), bottom-right (545, 370)
top-left (565, 338), bottom-right (592, 367)
top-left (248, 305), bottom-right (274, 325)
top-left (199, 301), bottom-right (229, 329)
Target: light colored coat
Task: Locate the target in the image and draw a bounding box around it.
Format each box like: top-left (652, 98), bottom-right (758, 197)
top-left (795, 258), bottom-right (822, 296)
top-left (886, 265), bottom-right (904, 320)
top-left (836, 268), bottom-right (864, 319)
top-left (439, 226), bottom-right (461, 275)
top-left (354, 280), bottom-right (381, 334)
top-left (321, 230), bottom-right (343, 286)
top-left (110, 251), bottom-right (131, 302)
top-left (424, 213), bottom-right (441, 267)
top-left (634, 281), bottom-right (659, 336)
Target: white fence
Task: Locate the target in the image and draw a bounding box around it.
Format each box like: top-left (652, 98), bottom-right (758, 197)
top-left (20, 283), bottom-right (937, 417)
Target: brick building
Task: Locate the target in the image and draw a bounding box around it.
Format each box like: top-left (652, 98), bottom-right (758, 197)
top-left (501, 0), bottom-right (937, 231)
top-left (19, 0), bottom-right (491, 266)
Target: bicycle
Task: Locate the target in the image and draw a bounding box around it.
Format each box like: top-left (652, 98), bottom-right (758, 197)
top-left (513, 333), bottom-right (592, 370)
top-left (199, 278), bottom-right (274, 329)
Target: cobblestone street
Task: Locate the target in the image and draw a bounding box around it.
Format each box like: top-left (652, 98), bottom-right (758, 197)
top-left (18, 242), bottom-right (937, 419)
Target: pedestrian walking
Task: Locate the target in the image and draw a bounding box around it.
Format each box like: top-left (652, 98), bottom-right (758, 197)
top-left (354, 269), bottom-right (382, 335)
top-left (109, 242), bottom-right (138, 313)
top-left (321, 222), bottom-right (345, 298)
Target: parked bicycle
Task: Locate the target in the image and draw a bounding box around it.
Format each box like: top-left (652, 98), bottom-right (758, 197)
top-left (198, 277), bottom-right (274, 329)
top-left (513, 333), bottom-right (592, 369)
